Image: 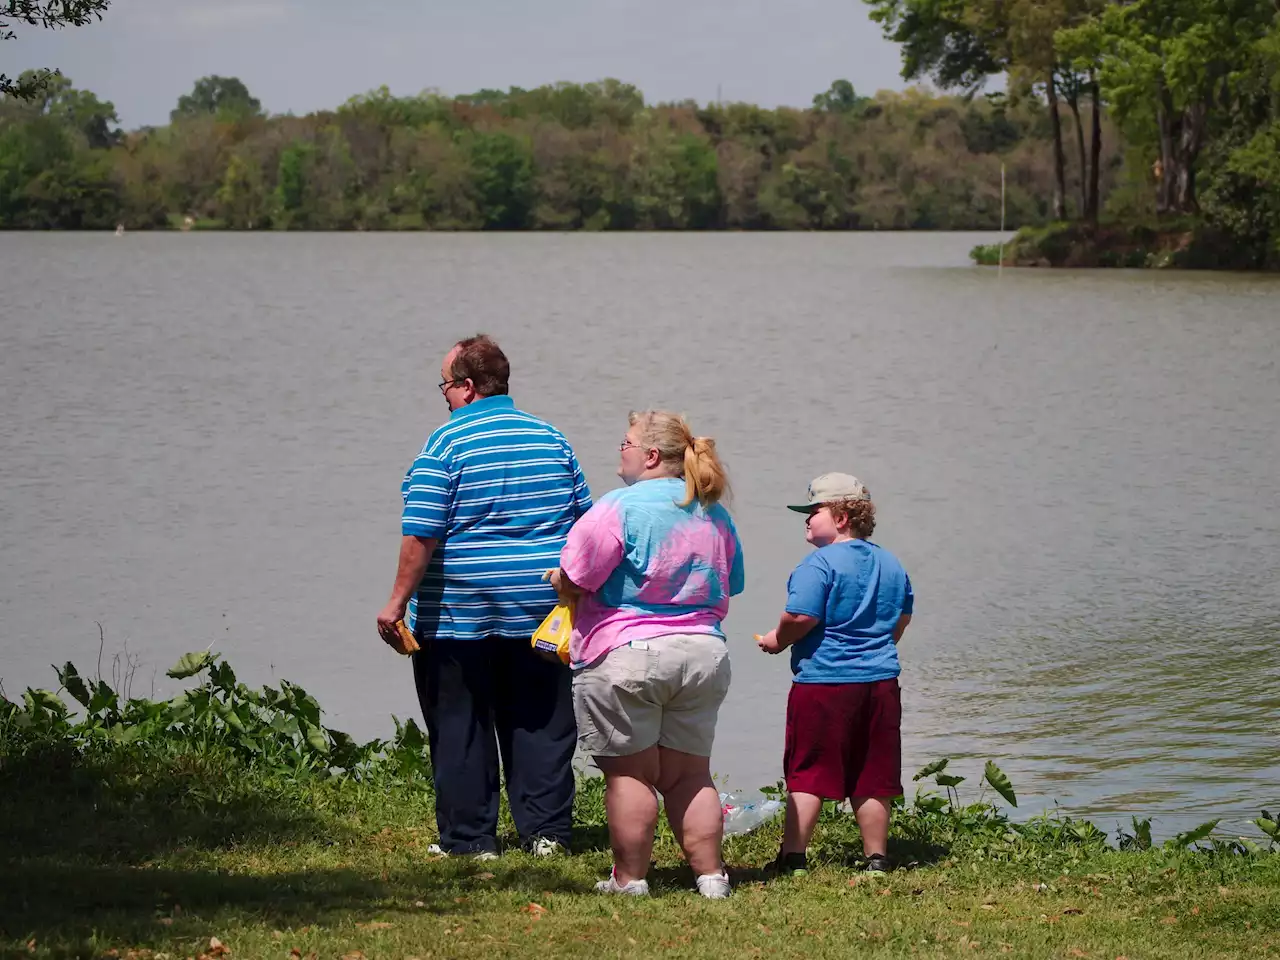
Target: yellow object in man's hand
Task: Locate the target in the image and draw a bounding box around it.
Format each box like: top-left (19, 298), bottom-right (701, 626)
top-left (388, 619), bottom-right (420, 656)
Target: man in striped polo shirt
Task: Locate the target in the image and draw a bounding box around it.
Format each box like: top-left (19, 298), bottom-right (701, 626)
top-left (377, 334), bottom-right (592, 857)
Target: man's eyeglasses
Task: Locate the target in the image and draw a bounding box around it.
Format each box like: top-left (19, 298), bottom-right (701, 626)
top-left (438, 378), bottom-right (463, 394)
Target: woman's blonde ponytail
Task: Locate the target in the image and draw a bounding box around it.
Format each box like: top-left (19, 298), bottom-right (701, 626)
top-left (682, 435), bottom-right (728, 508)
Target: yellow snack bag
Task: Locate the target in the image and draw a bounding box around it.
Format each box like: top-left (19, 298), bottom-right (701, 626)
top-left (531, 602), bottom-right (573, 665)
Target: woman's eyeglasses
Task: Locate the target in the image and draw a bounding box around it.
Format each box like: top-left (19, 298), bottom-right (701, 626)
top-left (619, 439), bottom-right (644, 452)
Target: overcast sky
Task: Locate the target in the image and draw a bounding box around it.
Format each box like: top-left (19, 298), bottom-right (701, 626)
top-left (7, 0), bottom-right (913, 128)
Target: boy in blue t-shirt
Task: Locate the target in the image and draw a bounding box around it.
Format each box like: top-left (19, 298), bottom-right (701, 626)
top-left (757, 473), bottom-right (913, 877)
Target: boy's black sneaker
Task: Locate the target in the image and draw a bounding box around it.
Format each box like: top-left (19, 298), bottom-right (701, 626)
top-left (861, 854), bottom-right (892, 876)
top-left (767, 851), bottom-right (809, 878)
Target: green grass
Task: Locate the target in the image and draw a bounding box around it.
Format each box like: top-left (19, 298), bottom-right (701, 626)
top-left (2, 742), bottom-right (1278, 960)
top-left (3, 653), bottom-right (1278, 959)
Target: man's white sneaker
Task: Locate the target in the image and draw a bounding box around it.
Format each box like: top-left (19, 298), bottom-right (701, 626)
top-left (530, 837), bottom-right (565, 857)
top-left (595, 867), bottom-right (649, 896)
top-left (426, 843), bottom-right (499, 861)
top-left (695, 869), bottom-right (732, 899)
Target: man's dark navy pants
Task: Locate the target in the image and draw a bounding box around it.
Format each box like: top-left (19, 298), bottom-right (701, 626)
top-left (412, 635), bottom-right (576, 854)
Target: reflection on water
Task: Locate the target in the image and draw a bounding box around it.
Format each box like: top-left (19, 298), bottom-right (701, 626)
top-left (0, 231), bottom-right (1277, 840)
top-left (907, 619), bottom-right (1280, 834)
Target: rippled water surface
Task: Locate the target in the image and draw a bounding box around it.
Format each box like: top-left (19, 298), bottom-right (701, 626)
top-left (2, 232), bottom-right (1277, 836)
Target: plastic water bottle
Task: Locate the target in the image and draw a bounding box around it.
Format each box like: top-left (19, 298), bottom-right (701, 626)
top-left (720, 791), bottom-right (785, 836)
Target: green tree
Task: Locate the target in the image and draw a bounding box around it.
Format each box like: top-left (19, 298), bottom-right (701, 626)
top-left (172, 76), bottom-right (263, 123)
top-left (0, 70), bottom-right (119, 147)
top-left (760, 133), bottom-right (860, 228)
top-left (813, 79), bottom-right (868, 114)
top-left (867, 0), bottom-right (1087, 222)
top-left (1, 0), bottom-right (110, 99)
top-left (274, 140), bottom-right (315, 225)
top-left (216, 153), bottom-right (266, 228)
top-left (863, 0), bottom-right (1005, 92)
top-left (1060, 0), bottom-right (1276, 215)
top-left (467, 131), bottom-right (535, 229)
top-left (627, 120), bottom-right (721, 229)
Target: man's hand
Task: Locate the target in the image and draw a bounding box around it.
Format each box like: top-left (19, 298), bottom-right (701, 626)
top-left (756, 630), bottom-right (785, 655)
top-left (377, 535), bottom-right (437, 649)
top-left (377, 598), bottom-right (409, 647)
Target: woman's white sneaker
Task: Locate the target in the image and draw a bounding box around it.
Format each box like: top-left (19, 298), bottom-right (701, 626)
top-left (695, 869), bottom-right (731, 899)
top-left (595, 867), bottom-right (649, 896)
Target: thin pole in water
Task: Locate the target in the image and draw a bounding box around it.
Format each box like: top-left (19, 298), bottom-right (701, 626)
top-left (999, 162), bottom-right (1007, 278)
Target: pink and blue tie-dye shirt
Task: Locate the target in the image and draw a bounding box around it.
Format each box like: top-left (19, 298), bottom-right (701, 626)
top-left (559, 477), bottom-right (745, 668)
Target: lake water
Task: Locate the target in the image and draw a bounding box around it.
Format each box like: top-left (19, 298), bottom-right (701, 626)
top-left (2, 231), bottom-right (1277, 838)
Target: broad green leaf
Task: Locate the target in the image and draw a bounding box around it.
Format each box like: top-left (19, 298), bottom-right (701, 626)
top-left (166, 651), bottom-right (216, 679)
top-left (215, 699), bottom-right (245, 732)
top-left (1131, 817), bottom-right (1153, 850)
top-left (88, 681), bottom-right (117, 714)
top-left (913, 758), bottom-right (949, 781)
top-left (1169, 819), bottom-right (1220, 849)
top-left (913, 794), bottom-right (947, 814)
top-left (935, 774), bottom-right (966, 787)
top-left (55, 662), bottom-right (92, 708)
top-left (209, 661), bottom-right (237, 690)
top-left (303, 723), bottom-right (330, 755)
top-left (330, 729), bottom-right (355, 751)
top-left (1255, 818), bottom-right (1279, 841)
top-left (23, 688), bottom-right (67, 714)
top-left (983, 761), bottom-right (1018, 807)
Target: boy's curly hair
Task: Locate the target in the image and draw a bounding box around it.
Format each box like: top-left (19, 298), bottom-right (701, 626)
top-left (825, 496), bottom-right (876, 539)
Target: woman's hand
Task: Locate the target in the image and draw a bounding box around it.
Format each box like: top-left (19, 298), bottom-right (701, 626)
top-left (756, 630), bottom-right (785, 655)
top-left (548, 567), bottom-right (582, 603)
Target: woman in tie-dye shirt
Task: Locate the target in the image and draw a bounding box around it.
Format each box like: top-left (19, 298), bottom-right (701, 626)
top-left (551, 410), bottom-right (745, 900)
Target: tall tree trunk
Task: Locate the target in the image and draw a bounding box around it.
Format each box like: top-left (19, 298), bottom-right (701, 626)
top-left (1087, 72), bottom-right (1102, 225)
top-left (1047, 74), bottom-right (1068, 221)
top-left (1155, 83), bottom-right (1177, 216)
top-left (1155, 81), bottom-right (1208, 216)
top-left (1067, 89), bottom-right (1087, 219)
top-left (1176, 101), bottom-right (1207, 213)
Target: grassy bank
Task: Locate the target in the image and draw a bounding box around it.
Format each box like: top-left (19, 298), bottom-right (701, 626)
top-left (970, 221), bottom-right (1280, 271)
top-left (3, 653), bottom-right (1278, 959)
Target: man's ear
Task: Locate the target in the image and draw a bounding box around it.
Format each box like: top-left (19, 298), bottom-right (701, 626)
top-left (832, 508), bottom-right (852, 532)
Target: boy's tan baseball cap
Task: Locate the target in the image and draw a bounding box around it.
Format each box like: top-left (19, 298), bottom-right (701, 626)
top-left (786, 472), bottom-right (871, 513)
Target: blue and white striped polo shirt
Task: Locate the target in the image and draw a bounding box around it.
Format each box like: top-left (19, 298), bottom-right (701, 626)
top-left (401, 395), bottom-right (593, 641)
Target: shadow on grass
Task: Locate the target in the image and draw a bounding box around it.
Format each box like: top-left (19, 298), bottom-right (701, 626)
top-left (0, 859), bottom-right (596, 958)
top-left (0, 740), bottom-right (597, 955)
top-left (0, 739), bottom-right (348, 863)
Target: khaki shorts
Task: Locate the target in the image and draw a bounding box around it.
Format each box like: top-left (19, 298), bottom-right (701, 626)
top-left (573, 633), bottom-right (732, 758)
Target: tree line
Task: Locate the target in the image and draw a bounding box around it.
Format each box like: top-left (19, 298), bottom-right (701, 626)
top-left (3, 0), bottom-right (1276, 256)
top-left (1, 72), bottom-right (1122, 231)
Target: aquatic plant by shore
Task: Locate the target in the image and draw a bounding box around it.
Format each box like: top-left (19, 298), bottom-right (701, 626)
top-left (970, 221), bottom-right (1280, 271)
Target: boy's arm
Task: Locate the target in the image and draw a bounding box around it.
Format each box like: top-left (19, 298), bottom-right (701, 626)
top-left (757, 611), bottom-right (819, 654)
top-left (758, 554), bottom-right (829, 655)
top-left (892, 613), bottom-right (912, 644)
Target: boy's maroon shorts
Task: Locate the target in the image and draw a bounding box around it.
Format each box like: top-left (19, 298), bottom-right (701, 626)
top-left (783, 679), bottom-right (903, 800)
